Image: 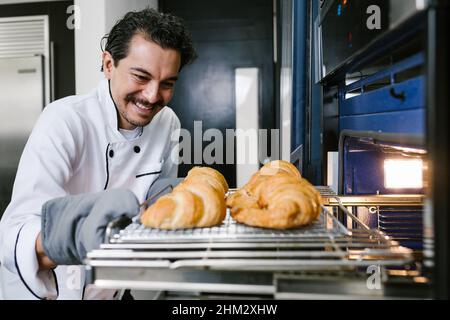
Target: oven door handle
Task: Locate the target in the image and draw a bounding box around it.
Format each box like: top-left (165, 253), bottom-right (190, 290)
top-left (390, 87), bottom-right (406, 102)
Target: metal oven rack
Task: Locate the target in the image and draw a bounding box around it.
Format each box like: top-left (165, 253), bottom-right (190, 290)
top-left (85, 187), bottom-right (420, 299)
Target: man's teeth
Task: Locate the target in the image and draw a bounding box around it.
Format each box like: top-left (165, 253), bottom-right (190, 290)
top-left (135, 102), bottom-right (151, 110)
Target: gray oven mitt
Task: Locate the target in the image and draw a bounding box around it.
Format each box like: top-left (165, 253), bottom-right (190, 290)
top-left (41, 189), bottom-right (140, 265)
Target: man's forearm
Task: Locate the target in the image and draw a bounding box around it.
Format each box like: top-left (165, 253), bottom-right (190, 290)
top-left (35, 232), bottom-right (57, 270)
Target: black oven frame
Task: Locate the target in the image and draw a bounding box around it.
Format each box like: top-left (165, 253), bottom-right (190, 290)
top-left (426, 0), bottom-right (450, 300)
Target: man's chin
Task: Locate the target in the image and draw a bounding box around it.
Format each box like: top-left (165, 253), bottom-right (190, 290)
top-left (124, 107), bottom-right (163, 128)
top-left (129, 116), bottom-right (155, 128)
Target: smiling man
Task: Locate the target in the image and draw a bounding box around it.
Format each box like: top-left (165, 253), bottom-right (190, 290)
top-left (0, 9), bottom-right (196, 300)
top-left (106, 35), bottom-right (181, 129)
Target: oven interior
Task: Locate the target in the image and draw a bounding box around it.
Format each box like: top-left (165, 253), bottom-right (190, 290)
top-left (339, 132), bottom-right (426, 252)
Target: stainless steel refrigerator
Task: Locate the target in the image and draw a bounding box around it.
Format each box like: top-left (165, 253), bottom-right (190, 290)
top-left (0, 55), bottom-right (44, 216)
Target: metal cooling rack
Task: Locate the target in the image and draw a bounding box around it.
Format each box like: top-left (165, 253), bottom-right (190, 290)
top-left (110, 208), bottom-right (348, 244)
top-left (85, 187), bottom-right (416, 296)
top-left (88, 187), bottom-right (413, 267)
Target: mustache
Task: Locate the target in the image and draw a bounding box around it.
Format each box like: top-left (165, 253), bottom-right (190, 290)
top-left (125, 94), bottom-right (163, 109)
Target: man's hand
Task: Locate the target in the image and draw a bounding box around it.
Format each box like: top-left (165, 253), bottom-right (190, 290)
top-left (35, 232), bottom-right (57, 270)
top-left (40, 189), bottom-right (139, 266)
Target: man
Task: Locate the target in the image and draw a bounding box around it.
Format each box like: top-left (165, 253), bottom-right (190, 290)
top-left (0, 8), bottom-right (196, 300)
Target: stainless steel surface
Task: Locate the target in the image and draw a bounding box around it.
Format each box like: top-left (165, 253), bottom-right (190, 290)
top-left (85, 187), bottom-right (417, 297)
top-left (0, 16), bottom-right (50, 216)
top-left (50, 40), bottom-right (54, 102)
top-left (0, 56), bottom-right (44, 168)
top-left (86, 267), bottom-right (275, 295)
top-left (274, 274), bottom-right (385, 300)
top-left (0, 16), bottom-right (50, 106)
top-left (324, 195), bottom-right (425, 207)
top-left (0, 55), bottom-right (44, 215)
top-left (0, 16), bottom-right (46, 58)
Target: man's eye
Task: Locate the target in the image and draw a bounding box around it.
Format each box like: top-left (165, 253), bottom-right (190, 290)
top-left (134, 74), bottom-right (148, 82)
top-left (161, 82), bottom-right (175, 89)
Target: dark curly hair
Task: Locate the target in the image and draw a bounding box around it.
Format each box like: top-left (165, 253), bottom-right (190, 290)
top-left (101, 8), bottom-right (197, 71)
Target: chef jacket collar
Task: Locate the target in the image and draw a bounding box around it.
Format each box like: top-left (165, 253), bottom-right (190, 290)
top-left (97, 79), bottom-right (121, 134)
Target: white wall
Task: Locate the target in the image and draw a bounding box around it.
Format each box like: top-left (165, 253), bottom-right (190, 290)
top-left (74, 0), bottom-right (106, 95)
top-left (235, 68), bottom-right (260, 188)
top-left (74, 0), bottom-right (158, 95)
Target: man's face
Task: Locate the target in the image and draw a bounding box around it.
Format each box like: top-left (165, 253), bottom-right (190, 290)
top-left (103, 34), bottom-right (181, 130)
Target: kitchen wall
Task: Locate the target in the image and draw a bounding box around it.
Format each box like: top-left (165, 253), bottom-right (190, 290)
top-left (160, 0), bottom-right (275, 188)
top-left (74, 0), bottom-right (158, 95)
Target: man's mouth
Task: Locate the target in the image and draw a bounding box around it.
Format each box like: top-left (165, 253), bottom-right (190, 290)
top-left (132, 101), bottom-right (156, 114)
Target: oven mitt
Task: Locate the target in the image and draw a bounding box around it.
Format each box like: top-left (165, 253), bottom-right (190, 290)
top-left (41, 189), bottom-right (140, 265)
top-left (144, 178), bottom-right (184, 207)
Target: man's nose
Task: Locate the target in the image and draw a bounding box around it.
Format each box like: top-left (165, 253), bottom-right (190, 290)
top-left (142, 82), bottom-right (160, 104)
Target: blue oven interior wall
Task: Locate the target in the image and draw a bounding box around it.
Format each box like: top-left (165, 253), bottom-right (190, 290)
top-left (343, 137), bottom-right (425, 250)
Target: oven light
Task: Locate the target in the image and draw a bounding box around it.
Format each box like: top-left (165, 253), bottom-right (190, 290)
top-left (384, 159), bottom-right (423, 189)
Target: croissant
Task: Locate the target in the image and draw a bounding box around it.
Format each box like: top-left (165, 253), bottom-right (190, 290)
top-left (227, 160), bottom-right (322, 229)
top-left (184, 166), bottom-right (229, 195)
top-left (258, 160), bottom-right (302, 179)
top-left (141, 167), bottom-right (228, 229)
top-left (226, 160), bottom-right (301, 209)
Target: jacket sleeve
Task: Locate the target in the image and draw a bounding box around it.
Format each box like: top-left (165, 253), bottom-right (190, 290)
top-left (0, 105), bottom-right (83, 300)
top-left (160, 115), bottom-right (181, 179)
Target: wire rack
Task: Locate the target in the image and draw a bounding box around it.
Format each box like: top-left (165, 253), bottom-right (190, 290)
top-left (84, 187), bottom-right (419, 297)
top-left (111, 208), bottom-right (347, 244)
top-left (87, 187), bottom-right (414, 272)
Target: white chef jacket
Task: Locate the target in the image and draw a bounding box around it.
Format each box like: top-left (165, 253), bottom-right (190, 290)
top-left (0, 79), bottom-right (180, 300)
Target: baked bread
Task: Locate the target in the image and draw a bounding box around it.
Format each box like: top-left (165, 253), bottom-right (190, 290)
top-left (141, 167), bottom-right (228, 229)
top-left (184, 166), bottom-right (229, 195)
top-left (226, 160), bottom-right (302, 209)
top-left (227, 160), bottom-right (322, 229)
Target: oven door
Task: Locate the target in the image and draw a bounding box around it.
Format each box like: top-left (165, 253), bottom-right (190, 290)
top-left (316, 0), bottom-right (428, 81)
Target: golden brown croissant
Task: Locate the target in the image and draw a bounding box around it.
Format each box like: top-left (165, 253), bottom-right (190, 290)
top-left (258, 160), bottom-right (302, 179)
top-left (141, 167), bottom-right (228, 229)
top-left (226, 160), bottom-right (301, 209)
top-left (227, 160), bottom-right (322, 229)
top-left (184, 166), bottom-right (229, 195)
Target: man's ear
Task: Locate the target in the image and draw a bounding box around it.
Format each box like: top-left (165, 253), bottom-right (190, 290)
top-left (102, 51), bottom-right (114, 79)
